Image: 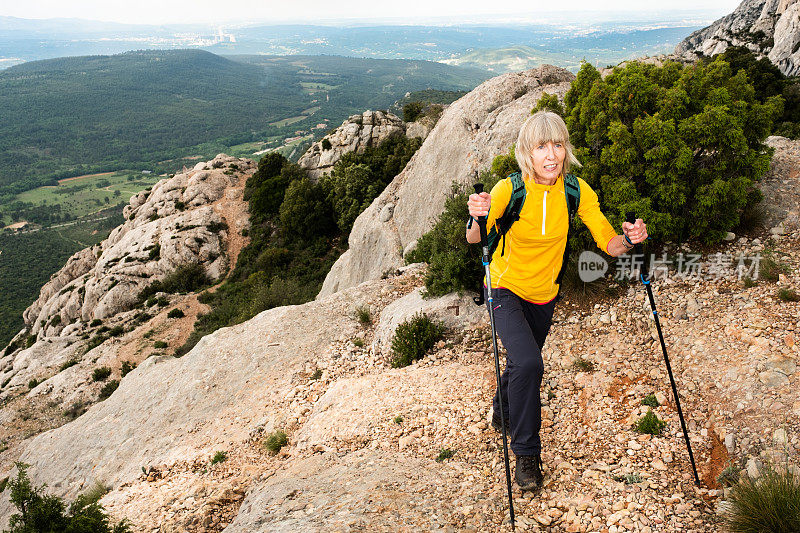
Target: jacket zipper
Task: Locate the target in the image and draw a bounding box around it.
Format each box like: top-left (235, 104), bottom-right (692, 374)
top-left (542, 190), bottom-right (547, 235)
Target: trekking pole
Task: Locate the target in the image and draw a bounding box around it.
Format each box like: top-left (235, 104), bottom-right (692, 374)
top-left (474, 183), bottom-right (515, 531)
top-left (626, 214), bottom-right (701, 487)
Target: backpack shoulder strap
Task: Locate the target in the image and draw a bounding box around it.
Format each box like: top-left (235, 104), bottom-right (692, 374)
top-left (490, 172), bottom-right (527, 257)
top-left (555, 174), bottom-right (582, 293)
top-left (564, 173), bottom-right (581, 220)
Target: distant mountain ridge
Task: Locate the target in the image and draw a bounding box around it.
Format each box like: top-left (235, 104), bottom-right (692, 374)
top-left (676, 0), bottom-right (800, 75)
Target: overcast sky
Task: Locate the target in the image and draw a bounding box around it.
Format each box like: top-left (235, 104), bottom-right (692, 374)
top-left (2, 0), bottom-right (742, 25)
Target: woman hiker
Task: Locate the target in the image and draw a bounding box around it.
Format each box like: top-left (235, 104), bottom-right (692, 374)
top-left (465, 110), bottom-right (648, 491)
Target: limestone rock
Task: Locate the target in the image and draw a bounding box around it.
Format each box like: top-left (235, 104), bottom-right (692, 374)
top-left (371, 288), bottom-right (486, 356)
top-left (297, 110), bottom-right (406, 179)
top-left (318, 65), bottom-right (575, 298)
top-left (676, 0), bottom-right (800, 76)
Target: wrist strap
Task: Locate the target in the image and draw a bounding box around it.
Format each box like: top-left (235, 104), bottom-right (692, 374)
top-left (623, 234), bottom-right (634, 248)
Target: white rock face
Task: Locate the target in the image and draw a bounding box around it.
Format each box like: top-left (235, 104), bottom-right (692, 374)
top-left (19, 155), bottom-right (251, 337)
top-left (0, 276), bottom-right (373, 522)
top-left (676, 0), bottom-right (800, 76)
top-left (298, 110), bottom-right (406, 179)
top-left (317, 65), bottom-right (575, 298)
top-left (0, 154), bottom-right (254, 404)
top-left (371, 287), bottom-right (485, 357)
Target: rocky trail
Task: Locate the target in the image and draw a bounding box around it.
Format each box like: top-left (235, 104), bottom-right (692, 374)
top-left (97, 219), bottom-right (798, 532)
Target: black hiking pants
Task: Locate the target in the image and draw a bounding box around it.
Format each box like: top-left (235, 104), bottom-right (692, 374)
top-left (486, 287), bottom-right (555, 456)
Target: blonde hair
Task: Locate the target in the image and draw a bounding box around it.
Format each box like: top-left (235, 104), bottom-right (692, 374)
top-left (515, 110), bottom-right (581, 179)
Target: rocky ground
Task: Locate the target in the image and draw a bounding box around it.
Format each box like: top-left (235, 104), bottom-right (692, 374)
top-left (2, 134), bottom-right (798, 531)
top-left (95, 221), bottom-right (798, 532)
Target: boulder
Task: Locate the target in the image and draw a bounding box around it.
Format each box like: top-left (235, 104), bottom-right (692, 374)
top-left (318, 65), bottom-right (575, 298)
top-left (298, 110), bottom-right (406, 179)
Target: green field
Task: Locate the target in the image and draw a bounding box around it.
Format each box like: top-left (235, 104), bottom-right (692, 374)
top-left (1, 171), bottom-right (163, 227)
top-left (270, 116), bottom-right (307, 127)
top-left (0, 50), bottom-right (489, 201)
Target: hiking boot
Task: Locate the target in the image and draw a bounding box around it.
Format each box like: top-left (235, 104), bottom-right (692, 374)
top-left (491, 413), bottom-right (510, 434)
top-left (515, 454), bottom-right (544, 491)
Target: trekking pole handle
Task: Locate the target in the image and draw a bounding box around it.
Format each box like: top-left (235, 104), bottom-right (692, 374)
top-left (625, 212), bottom-right (649, 281)
top-left (473, 184), bottom-right (490, 252)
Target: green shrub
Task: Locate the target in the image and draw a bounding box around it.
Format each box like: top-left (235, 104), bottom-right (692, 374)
top-left (153, 341), bottom-right (168, 349)
top-left (718, 464), bottom-right (740, 487)
top-left (562, 59), bottom-right (781, 245)
top-left (166, 308), bottom-right (185, 319)
top-left (211, 451), bottom-right (227, 465)
top-left (572, 357), bottom-right (595, 372)
top-left (89, 319), bottom-right (102, 327)
top-left (63, 401), bottom-right (86, 420)
top-left (265, 430), bottom-right (288, 455)
top-left (147, 243), bottom-right (160, 261)
top-left (634, 409), bottom-right (667, 435)
top-left (59, 359), bottom-right (79, 372)
top-left (641, 394), bottom-right (659, 408)
top-left (393, 415), bottom-right (403, 424)
top-left (355, 305), bottom-right (372, 325)
top-left (138, 263), bottom-right (211, 301)
top-left (309, 368), bottom-right (322, 381)
top-left (612, 472), bottom-right (643, 484)
top-left (435, 448), bottom-right (455, 462)
top-left (778, 288), bottom-right (799, 302)
top-left (761, 254), bottom-right (787, 282)
top-left (27, 378), bottom-right (41, 390)
top-left (320, 135), bottom-right (422, 235)
top-left (120, 361), bottom-right (136, 378)
top-left (245, 152), bottom-right (307, 220)
top-left (390, 313), bottom-right (445, 368)
top-left (723, 465), bottom-right (800, 533)
top-left (531, 91), bottom-right (564, 116)
top-left (98, 380), bottom-right (119, 400)
top-left (92, 367), bottom-right (112, 382)
top-left (403, 101), bottom-right (424, 122)
top-left (108, 325), bottom-right (124, 337)
top-left (352, 337), bottom-right (365, 348)
top-left (5, 462), bottom-right (131, 533)
top-left (406, 170), bottom-right (503, 298)
top-left (743, 277), bottom-right (757, 288)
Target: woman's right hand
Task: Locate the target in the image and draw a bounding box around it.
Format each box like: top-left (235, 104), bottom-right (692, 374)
top-left (467, 192), bottom-right (491, 219)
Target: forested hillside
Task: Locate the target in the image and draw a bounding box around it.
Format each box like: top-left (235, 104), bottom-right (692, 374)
top-left (0, 50), bottom-right (488, 200)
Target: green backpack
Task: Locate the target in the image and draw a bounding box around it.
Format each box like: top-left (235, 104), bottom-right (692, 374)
top-left (474, 172), bottom-right (581, 304)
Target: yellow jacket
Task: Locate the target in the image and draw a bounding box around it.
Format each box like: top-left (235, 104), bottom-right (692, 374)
top-left (487, 174), bottom-right (616, 303)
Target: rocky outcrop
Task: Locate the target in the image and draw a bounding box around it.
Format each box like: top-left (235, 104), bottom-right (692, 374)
top-left (298, 110), bottom-right (406, 179)
top-left (0, 154), bottom-right (254, 406)
top-left (676, 0), bottom-right (800, 76)
top-left (19, 155), bottom-right (252, 339)
top-left (317, 65), bottom-right (576, 298)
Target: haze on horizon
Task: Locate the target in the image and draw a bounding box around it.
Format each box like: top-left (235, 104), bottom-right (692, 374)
top-left (3, 0), bottom-right (741, 25)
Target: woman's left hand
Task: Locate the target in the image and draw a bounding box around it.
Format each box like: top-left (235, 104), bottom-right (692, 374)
top-left (621, 218), bottom-right (648, 245)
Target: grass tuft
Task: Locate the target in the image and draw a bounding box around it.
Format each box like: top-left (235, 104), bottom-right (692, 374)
top-left (436, 448), bottom-right (455, 462)
top-left (572, 357), bottom-right (595, 372)
top-left (778, 288), bottom-right (799, 302)
top-left (211, 451), bottom-right (227, 465)
top-left (723, 465), bottom-right (800, 533)
top-left (355, 305), bottom-right (372, 325)
top-left (265, 430), bottom-right (288, 456)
